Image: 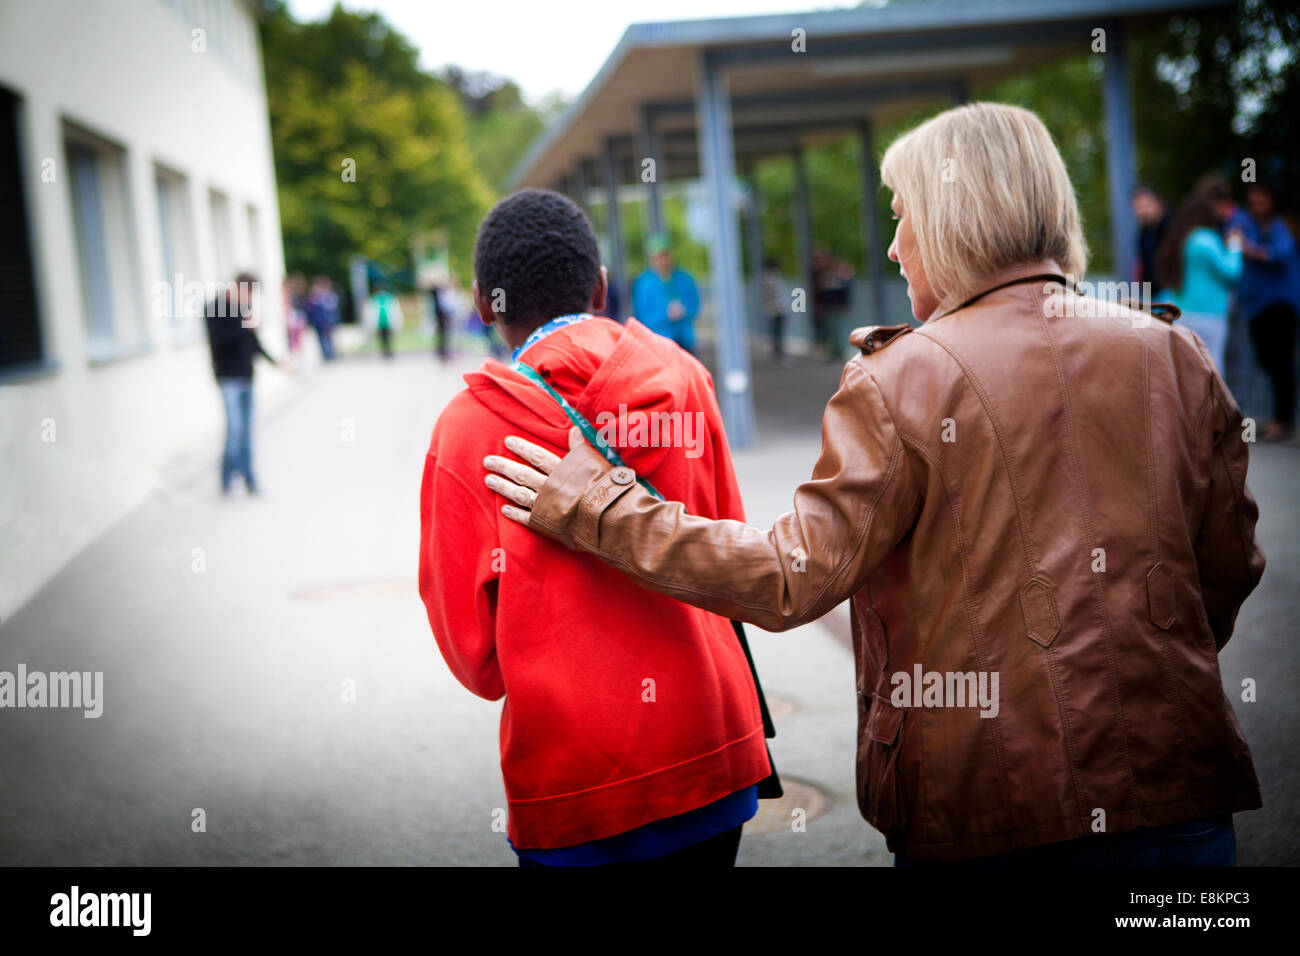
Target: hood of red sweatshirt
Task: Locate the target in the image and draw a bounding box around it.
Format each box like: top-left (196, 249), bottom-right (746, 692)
top-left (462, 316), bottom-right (706, 479)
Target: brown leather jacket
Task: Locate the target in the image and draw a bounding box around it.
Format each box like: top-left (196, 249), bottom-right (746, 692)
top-left (528, 261), bottom-right (1265, 862)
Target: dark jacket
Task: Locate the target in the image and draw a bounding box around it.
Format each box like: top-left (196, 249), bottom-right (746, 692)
top-left (205, 297), bottom-right (273, 380)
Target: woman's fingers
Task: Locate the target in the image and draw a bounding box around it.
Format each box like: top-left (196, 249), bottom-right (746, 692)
top-left (500, 504), bottom-right (531, 526)
top-left (485, 433), bottom-right (586, 527)
top-left (504, 435), bottom-right (561, 475)
top-left (485, 473), bottom-right (536, 508)
top-left (484, 453), bottom-right (547, 492)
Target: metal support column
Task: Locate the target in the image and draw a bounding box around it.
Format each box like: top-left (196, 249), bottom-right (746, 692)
top-left (575, 159), bottom-right (594, 218)
top-left (640, 105), bottom-right (665, 242)
top-left (858, 119), bottom-right (886, 327)
top-left (601, 137), bottom-right (627, 320)
top-left (696, 51), bottom-right (756, 447)
top-left (792, 147), bottom-right (813, 308)
top-left (744, 171), bottom-right (765, 340)
top-left (1102, 19), bottom-right (1138, 284)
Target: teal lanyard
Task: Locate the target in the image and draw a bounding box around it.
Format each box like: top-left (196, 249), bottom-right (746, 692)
top-left (510, 360), bottom-right (666, 502)
top-left (511, 313), bottom-right (593, 362)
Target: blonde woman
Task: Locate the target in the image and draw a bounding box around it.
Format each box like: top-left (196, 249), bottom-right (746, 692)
top-left (483, 103), bottom-right (1265, 866)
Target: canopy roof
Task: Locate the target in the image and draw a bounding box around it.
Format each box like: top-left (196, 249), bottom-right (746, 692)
top-left (510, 0), bottom-right (1228, 188)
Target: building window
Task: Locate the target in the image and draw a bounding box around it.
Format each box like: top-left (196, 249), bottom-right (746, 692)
top-left (0, 86), bottom-right (43, 372)
top-left (68, 144), bottom-right (115, 349)
top-left (209, 187), bottom-right (233, 282)
top-left (245, 203), bottom-right (262, 277)
top-left (64, 123), bottom-right (145, 361)
top-left (154, 164), bottom-right (199, 325)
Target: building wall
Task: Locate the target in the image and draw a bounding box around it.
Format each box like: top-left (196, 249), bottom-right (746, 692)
top-left (0, 0), bottom-right (289, 621)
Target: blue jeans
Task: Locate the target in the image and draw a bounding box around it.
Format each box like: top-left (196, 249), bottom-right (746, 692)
top-left (1179, 312), bottom-right (1229, 377)
top-left (314, 323), bottom-right (335, 361)
top-left (218, 377), bottom-right (255, 493)
top-left (895, 815), bottom-right (1236, 867)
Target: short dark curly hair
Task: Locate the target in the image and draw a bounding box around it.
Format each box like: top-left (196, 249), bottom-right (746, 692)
top-left (473, 188), bottom-right (601, 328)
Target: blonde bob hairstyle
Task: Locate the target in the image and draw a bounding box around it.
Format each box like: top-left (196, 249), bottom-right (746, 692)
top-left (880, 102), bottom-right (1088, 311)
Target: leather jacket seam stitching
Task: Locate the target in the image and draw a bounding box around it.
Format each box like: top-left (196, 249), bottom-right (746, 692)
top-left (896, 432), bottom-right (1015, 834)
top-left (794, 362), bottom-right (912, 621)
top-left (1036, 306), bottom-right (1140, 815)
top-left (912, 328), bottom-right (1038, 578)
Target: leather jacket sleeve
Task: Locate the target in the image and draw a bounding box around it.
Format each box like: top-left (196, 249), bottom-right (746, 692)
top-left (530, 359), bottom-right (923, 632)
top-left (1193, 357), bottom-right (1266, 650)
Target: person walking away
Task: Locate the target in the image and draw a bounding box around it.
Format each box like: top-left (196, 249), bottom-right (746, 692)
top-left (430, 281), bottom-right (451, 362)
top-left (284, 272), bottom-right (308, 357)
top-left (762, 258), bottom-right (791, 365)
top-left (420, 189), bottom-right (772, 867)
top-left (204, 273), bottom-right (282, 495)
top-left (813, 249), bottom-right (854, 361)
top-left (305, 275), bottom-right (340, 361)
top-left (1155, 194), bottom-right (1243, 374)
top-left (366, 282), bottom-right (403, 359)
top-left (1132, 184), bottom-right (1170, 290)
top-left (1238, 182), bottom-right (1300, 441)
top-left (630, 235), bottom-right (701, 354)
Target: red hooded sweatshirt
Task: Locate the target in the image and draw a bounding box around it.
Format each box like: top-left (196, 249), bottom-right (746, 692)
top-left (418, 316), bottom-right (771, 850)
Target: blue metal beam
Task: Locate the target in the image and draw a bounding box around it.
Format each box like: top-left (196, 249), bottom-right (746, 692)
top-left (744, 172), bottom-right (765, 348)
top-left (696, 52), bottom-right (756, 447)
top-left (648, 78), bottom-right (974, 118)
top-left (858, 120), bottom-right (887, 327)
top-left (601, 137), bottom-right (628, 321)
top-left (576, 158), bottom-right (597, 217)
top-left (1102, 18), bottom-right (1138, 284)
top-left (640, 106), bottom-right (665, 241)
top-left (708, 20), bottom-right (1087, 65)
top-left (792, 148), bottom-right (813, 308)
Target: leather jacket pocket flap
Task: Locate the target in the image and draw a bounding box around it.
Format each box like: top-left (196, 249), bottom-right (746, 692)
top-left (867, 692), bottom-right (903, 745)
top-left (1146, 563), bottom-right (1177, 631)
top-left (1019, 578), bottom-right (1061, 648)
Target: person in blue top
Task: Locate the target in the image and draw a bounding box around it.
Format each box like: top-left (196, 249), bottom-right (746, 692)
top-left (1155, 193), bottom-right (1243, 374)
top-left (1238, 182), bottom-right (1300, 440)
top-left (631, 234), bottom-right (701, 354)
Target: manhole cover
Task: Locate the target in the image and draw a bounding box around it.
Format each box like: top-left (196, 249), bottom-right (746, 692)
top-left (744, 776), bottom-right (831, 834)
top-left (289, 580), bottom-right (416, 603)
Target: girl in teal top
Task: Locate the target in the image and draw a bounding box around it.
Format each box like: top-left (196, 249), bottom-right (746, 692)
top-left (1156, 195), bottom-right (1243, 374)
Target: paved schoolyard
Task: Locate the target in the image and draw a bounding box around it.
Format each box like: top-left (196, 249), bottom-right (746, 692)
top-left (0, 343), bottom-right (1294, 865)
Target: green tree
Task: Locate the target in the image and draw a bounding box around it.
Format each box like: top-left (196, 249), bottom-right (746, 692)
top-left (442, 69), bottom-right (565, 194)
top-left (1131, 0), bottom-right (1300, 204)
top-left (260, 2), bottom-right (493, 286)
top-left (747, 0), bottom-right (1297, 282)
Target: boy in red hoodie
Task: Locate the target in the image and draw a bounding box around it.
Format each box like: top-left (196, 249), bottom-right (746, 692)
top-left (419, 189), bottom-right (771, 866)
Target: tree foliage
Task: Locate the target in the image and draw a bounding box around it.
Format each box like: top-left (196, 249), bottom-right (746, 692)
top-left (441, 68), bottom-right (566, 195)
top-left (749, 0), bottom-right (1297, 279)
top-left (259, 2), bottom-right (494, 285)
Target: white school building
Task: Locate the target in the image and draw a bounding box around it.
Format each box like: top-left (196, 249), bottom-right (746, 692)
top-left (0, 0), bottom-right (289, 620)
